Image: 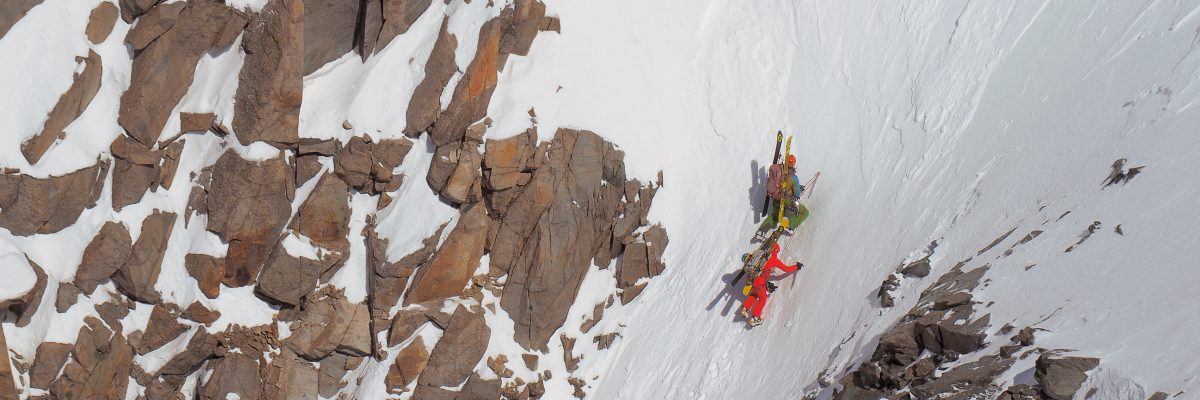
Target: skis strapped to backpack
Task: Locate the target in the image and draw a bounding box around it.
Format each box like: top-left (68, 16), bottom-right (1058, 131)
top-left (760, 131), bottom-right (784, 217)
top-left (776, 136), bottom-right (793, 225)
top-left (731, 227), bottom-right (785, 288)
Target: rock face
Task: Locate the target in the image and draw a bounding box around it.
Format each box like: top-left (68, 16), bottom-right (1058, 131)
top-left (21, 50), bottom-right (103, 165)
top-left (264, 349), bottom-right (319, 400)
top-left (28, 341), bottom-right (72, 390)
top-left (302, 0), bottom-right (359, 75)
top-left (200, 353), bottom-right (263, 400)
top-left (255, 251), bottom-right (330, 306)
top-left (404, 17), bottom-right (456, 135)
top-left (124, 1), bottom-right (186, 50)
top-left (285, 290), bottom-right (372, 360)
top-left (378, 0), bottom-right (434, 51)
top-left (0, 162), bottom-right (109, 236)
top-left (48, 317), bottom-right (134, 399)
top-left (405, 203), bottom-right (490, 304)
top-left (206, 150), bottom-right (293, 287)
top-left (118, 0), bottom-right (247, 145)
top-left (111, 211), bottom-right (176, 304)
top-left (0, 0), bottom-right (42, 40)
top-left (291, 173), bottom-right (351, 253)
top-left (417, 305), bottom-right (490, 388)
top-left (233, 0), bottom-right (302, 147)
top-left (73, 221), bottom-right (132, 294)
top-left (333, 136), bottom-right (412, 195)
top-left (1036, 354), bottom-right (1100, 400)
top-left (494, 129), bottom-right (660, 350)
top-left (429, 16), bottom-right (505, 147)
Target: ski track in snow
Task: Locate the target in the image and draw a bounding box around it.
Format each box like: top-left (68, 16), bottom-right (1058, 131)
top-left (2, 0), bottom-right (1200, 399)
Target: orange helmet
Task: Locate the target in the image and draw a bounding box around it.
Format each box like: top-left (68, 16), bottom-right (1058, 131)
top-left (786, 155), bottom-right (796, 166)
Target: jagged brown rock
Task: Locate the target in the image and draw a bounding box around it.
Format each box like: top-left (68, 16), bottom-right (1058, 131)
top-left (110, 135), bottom-right (159, 211)
top-left (8, 257), bottom-right (48, 327)
top-left (405, 17), bottom-right (456, 135)
top-left (118, 0), bottom-right (247, 145)
top-left (185, 254), bottom-right (224, 299)
top-left (255, 251), bottom-right (329, 306)
top-left (263, 348), bottom-right (319, 400)
top-left (157, 326), bottom-right (218, 377)
top-left (499, 0), bottom-right (547, 57)
top-left (156, 140), bottom-right (184, 189)
top-left (483, 128), bottom-right (536, 191)
top-left (49, 317), bottom-right (133, 399)
top-left (206, 150), bottom-right (293, 287)
top-left (417, 305), bottom-right (489, 388)
top-left (910, 355), bottom-right (1014, 399)
top-left (0, 162), bottom-right (108, 236)
top-left (73, 221), bottom-right (132, 294)
top-left (22, 50), bottom-right (103, 165)
top-left (112, 211), bottom-right (176, 304)
top-left (118, 0), bottom-right (163, 22)
top-left (136, 304), bottom-right (188, 355)
top-left (1036, 354), bottom-right (1100, 400)
top-left (0, 0), bottom-right (43, 40)
top-left (28, 341), bottom-right (72, 390)
top-left (429, 15), bottom-right (506, 147)
top-left (285, 290), bottom-right (372, 360)
top-left (181, 302), bottom-right (221, 325)
top-left (302, 0), bottom-right (358, 75)
top-left (385, 339), bottom-right (429, 392)
top-left (405, 203), bottom-right (490, 304)
top-left (85, 2), bottom-right (117, 43)
top-left (124, 1), bottom-right (185, 50)
top-left (233, 0), bottom-right (302, 146)
top-left (290, 173), bottom-right (351, 252)
top-left (318, 353), bottom-right (353, 397)
top-left (199, 353), bottom-right (262, 400)
top-left (377, 0), bottom-right (433, 51)
top-left (460, 372), bottom-right (503, 399)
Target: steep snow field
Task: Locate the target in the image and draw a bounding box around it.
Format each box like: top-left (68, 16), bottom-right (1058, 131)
top-left (3, 0), bottom-right (1200, 398)
top-left (491, 0), bottom-right (1200, 398)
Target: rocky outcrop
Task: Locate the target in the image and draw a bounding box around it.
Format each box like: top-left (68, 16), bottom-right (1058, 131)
top-left (385, 339), bottom-right (430, 393)
top-left (285, 289), bottom-right (372, 360)
top-left (124, 1), bottom-right (186, 50)
top-left (333, 135), bottom-right (412, 195)
top-left (119, 0), bottom-right (164, 23)
top-left (185, 254), bottom-right (224, 299)
top-left (369, 221), bottom-right (446, 350)
top-left (1036, 354), bottom-right (1100, 400)
top-left (291, 172), bottom-right (351, 254)
top-left (255, 250), bottom-right (332, 306)
top-left (0, 162), bottom-right (108, 236)
top-left (206, 150), bottom-right (293, 287)
top-left (118, 0), bottom-right (247, 145)
top-left (302, 0), bottom-right (359, 75)
top-left (72, 221), bottom-right (131, 294)
top-left (494, 129), bottom-right (661, 350)
top-left (263, 349), bottom-right (319, 400)
top-left (616, 225), bottom-right (668, 289)
top-left (48, 317), bottom-right (134, 399)
top-left (85, 2), bottom-right (117, 43)
top-left (112, 211), bottom-right (176, 304)
top-left (199, 353), bottom-right (262, 400)
top-left (417, 305), bottom-right (490, 388)
top-left (429, 16), bottom-right (505, 147)
top-left (233, 0), bottom-right (302, 147)
top-left (405, 203), bottom-right (490, 304)
top-left (28, 341), bottom-right (72, 390)
top-left (21, 50), bottom-right (103, 165)
top-left (404, 17), bottom-right (456, 135)
top-left (136, 304), bottom-right (188, 355)
top-left (0, 0), bottom-right (42, 40)
top-left (378, 0), bottom-right (434, 51)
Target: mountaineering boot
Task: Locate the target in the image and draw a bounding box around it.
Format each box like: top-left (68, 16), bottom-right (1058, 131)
top-left (740, 307), bottom-right (750, 320)
top-left (748, 317), bottom-right (763, 327)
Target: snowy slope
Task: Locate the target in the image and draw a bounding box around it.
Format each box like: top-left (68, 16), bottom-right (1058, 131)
top-left (485, 0), bottom-right (1200, 398)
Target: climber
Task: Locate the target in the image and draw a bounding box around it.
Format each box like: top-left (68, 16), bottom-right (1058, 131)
top-left (755, 154), bottom-right (809, 240)
top-left (740, 243), bottom-right (802, 327)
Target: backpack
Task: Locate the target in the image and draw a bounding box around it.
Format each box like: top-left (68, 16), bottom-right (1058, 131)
top-left (766, 164), bottom-right (784, 200)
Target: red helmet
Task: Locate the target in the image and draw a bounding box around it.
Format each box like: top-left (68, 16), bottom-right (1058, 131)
top-left (786, 155), bottom-right (796, 166)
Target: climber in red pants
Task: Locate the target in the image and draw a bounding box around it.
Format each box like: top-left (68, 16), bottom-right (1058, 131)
top-left (741, 243), bottom-right (802, 327)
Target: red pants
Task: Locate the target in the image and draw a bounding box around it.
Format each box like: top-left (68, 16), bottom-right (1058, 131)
top-left (742, 283), bottom-right (769, 318)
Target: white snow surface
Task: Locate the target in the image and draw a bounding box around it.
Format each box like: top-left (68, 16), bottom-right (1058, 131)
top-left (2, 0), bottom-right (1200, 399)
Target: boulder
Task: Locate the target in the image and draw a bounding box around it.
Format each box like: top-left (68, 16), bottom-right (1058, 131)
top-left (385, 339), bottom-right (429, 392)
top-left (378, 0), bottom-right (433, 51)
top-left (290, 173), bottom-right (350, 251)
top-left (483, 128), bottom-right (536, 191)
top-left (255, 251), bottom-right (327, 306)
top-left (0, 162), bottom-right (109, 236)
top-left (911, 355), bottom-right (1014, 399)
top-left (199, 353), bottom-right (262, 400)
top-left (112, 211), bottom-right (176, 304)
top-left (48, 317), bottom-right (133, 400)
top-left (405, 203), bottom-right (490, 304)
top-left (124, 1), bottom-right (186, 50)
top-left (73, 221), bottom-right (132, 294)
top-left (181, 302), bottom-right (220, 325)
top-left (110, 136), bottom-right (159, 211)
top-left (499, 0), bottom-right (546, 57)
top-left (263, 349), bottom-right (319, 400)
top-left (333, 136), bottom-right (407, 194)
top-left (387, 308), bottom-right (431, 347)
top-left (871, 322), bottom-right (919, 366)
top-left (206, 150), bottom-right (293, 287)
top-left (1035, 354), bottom-right (1100, 400)
top-left (184, 254), bottom-right (224, 299)
top-left (136, 304), bottom-right (188, 355)
top-left (156, 326), bottom-right (218, 377)
top-left (417, 306), bottom-right (490, 388)
top-left (285, 291), bottom-right (372, 360)
top-left (900, 257), bottom-right (931, 278)
top-left (21, 50), bottom-right (103, 164)
top-left (156, 140), bottom-right (184, 189)
top-left (54, 282), bottom-right (82, 312)
top-left (233, 0), bottom-right (302, 147)
top-left (459, 372), bottom-right (503, 400)
top-left (404, 17), bottom-right (456, 135)
top-left (85, 2), bottom-right (118, 43)
top-left (118, 0), bottom-right (247, 145)
top-left (302, 0), bottom-right (358, 75)
top-left (94, 300), bottom-right (131, 328)
top-left (28, 341), bottom-right (72, 390)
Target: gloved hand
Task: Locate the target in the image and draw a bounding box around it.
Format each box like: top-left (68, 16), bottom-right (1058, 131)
top-left (794, 262), bottom-right (804, 271)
